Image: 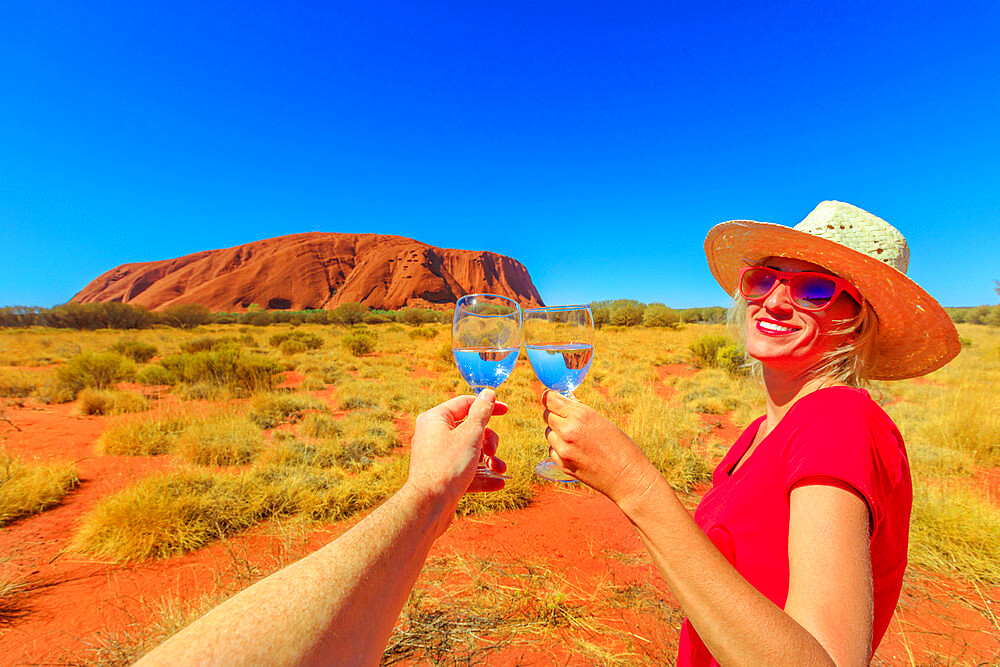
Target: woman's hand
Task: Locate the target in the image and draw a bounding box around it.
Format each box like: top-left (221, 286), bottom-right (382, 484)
top-left (541, 390), bottom-right (659, 505)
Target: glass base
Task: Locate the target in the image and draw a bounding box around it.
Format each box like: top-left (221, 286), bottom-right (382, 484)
top-left (475, 465), bottom-right (511, 480)
top-left (534, 457), bottom-right (578, 483)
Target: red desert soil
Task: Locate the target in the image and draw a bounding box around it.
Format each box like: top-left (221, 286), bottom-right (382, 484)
top-left (2, 367), bottom-right (998, 665)
top-left (69, 232), bottom-right (545, 313)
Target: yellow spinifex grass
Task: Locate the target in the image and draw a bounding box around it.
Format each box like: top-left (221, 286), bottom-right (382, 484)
top-left (908, 480), bottom-right (1000, 584)
top-left (73, 457), bottom-right (408, 562)
top-left (98, 412), bottom-right (193, 456)
top-left (76, 388), bottom-right (149, 416)
top-left (174, 413), bottom-right (264, 466)
top-left (0, 450), bottom-right (79, 526)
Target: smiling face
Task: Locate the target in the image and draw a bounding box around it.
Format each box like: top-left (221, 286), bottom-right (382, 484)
top-left (743, 257), bottom-right (862, 376)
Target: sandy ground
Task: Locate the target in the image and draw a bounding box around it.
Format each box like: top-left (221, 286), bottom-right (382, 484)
top-left (1, 367), bottom-right (998, 665)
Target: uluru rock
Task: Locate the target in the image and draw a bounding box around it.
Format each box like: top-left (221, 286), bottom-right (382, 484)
top-left (70, 232), bottom-right (544, 312)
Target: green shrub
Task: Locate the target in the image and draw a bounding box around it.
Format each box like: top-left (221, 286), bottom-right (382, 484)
top-left (180, 336), bottom-right (243, 354)
top-left (269, 331), bottom-right (324, 351)
top-left (33, 376), bottom-right (76, 404)
top-left (688, 335), bottom-right (732, 369)
top-left (386, 324), bottom-right (405, 333)
top-left (330, 302), bottom-right (367, 325)
top-left (161, 303), bottom-right (211, 329)
top-left (55, 352), bottom-right (136, 398)
top-left (608, 300), bottom-right (645, 327)
top-left (959, 336), bottom-right (973, 347)
top-left (342, 329), bottom-right (378, 357)
top-left (642, 303), bottom-right (680, 328)
top-left (156, 348), bottom-right (282, 395)
top-left (408, 326), bottom-right (438, 340)
top-left (716, 345), bottom-right (749, 376)
top-left (363, 312), bottom-right (393, 324)
top-left (398, 308), bottom-right (439, 326)
top-left (136, 364), bottom-right (176, 385)
top-left (110, 339), bottom-right (158, 363)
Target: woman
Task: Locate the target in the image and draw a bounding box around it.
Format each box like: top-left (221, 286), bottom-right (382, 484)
top-left (541, 201), bottom-right (959, 665)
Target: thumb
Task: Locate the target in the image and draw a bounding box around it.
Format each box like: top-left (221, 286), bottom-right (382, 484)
top-left (461, 388), bottom-right (496, 433)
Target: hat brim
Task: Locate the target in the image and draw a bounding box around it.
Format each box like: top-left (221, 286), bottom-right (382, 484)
top-left (704, 220), bottom-right (960, 380)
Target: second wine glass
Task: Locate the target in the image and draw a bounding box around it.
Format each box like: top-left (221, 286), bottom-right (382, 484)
top-left (524, 304), bottom-right (595, 482)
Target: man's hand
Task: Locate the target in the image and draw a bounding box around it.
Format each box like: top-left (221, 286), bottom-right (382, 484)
top-left (406, 390), bottom-right (509, 513)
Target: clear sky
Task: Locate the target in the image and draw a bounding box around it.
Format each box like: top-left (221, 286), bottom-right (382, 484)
top-left (1, 1), bottom-right (998, 309)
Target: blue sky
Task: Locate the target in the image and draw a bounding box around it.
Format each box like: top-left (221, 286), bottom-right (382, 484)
top-left (1, 1), bottom-right (998, 309)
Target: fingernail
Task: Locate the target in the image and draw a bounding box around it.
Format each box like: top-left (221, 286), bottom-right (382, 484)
top-left (477, 388), bottom-right (495, 402)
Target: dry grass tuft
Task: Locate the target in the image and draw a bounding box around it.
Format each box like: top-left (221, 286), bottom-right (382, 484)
top-left (73, 458), bottom-right (408, 561)
top-left (249, 391), bottom-right (329, 429)
top-left (174, 414), bottom-right (264, 466)
top-left (98, 413), bottom-right (193, 456)
top-left (908, 481), bottom-right (1000, 584)
top-left (0, 450), bottom-right (79, 525)
top-left (77, 388), bottom-right (149, 416)
top-left (0, 368), bottom-right (38, 398)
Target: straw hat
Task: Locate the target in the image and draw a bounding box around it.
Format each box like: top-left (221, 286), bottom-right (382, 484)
top-left (704, 201), bottom-right (960, 380)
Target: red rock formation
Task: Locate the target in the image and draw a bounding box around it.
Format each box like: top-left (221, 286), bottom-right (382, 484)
top-left (70, 232), bottom-right (544, 312)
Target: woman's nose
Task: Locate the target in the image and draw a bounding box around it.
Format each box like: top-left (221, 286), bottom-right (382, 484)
top-left (762, 281), bottom-right (795, 311)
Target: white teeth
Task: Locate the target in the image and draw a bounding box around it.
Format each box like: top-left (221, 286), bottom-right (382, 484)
top-left (758, 321), bottom-right (796, 333)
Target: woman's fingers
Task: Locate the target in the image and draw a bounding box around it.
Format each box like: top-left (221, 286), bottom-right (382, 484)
top-left (485, 455), bottom-right (507, 474)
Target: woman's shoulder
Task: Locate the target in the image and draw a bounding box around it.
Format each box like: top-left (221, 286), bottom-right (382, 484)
top-left (791, 386), bottom-right (895, 430)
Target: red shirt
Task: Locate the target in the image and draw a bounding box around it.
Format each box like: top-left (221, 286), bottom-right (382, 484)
top-left (676, 387), bottom-right (912, 666)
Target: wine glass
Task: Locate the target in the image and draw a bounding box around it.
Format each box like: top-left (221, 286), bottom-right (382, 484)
top-left (524, 305), bottom-right (595, 482)
top-left (452, 294), bottom-right (523, 480)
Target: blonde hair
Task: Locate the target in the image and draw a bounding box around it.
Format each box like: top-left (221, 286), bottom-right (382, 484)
top-left (726, 289), bottom-right (880, 388)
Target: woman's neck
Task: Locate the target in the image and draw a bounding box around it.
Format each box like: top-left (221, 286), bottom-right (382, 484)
top-left (760, 367), bottom-right (842, 437)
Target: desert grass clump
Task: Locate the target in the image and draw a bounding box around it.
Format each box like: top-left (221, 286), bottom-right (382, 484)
top-left (72, 458), bottom-right (407, 561)
top-left (0, 369), bottom-right (38, 398)
top-left (269, 330), bottom-right (324, 352)
top-left (628, 390), bottom-right (712, 492)
top-left (77, 388), bottom-right (149, 416)
top-left (688, 334), bottom-right (747, 375)
top-left (174, 414), bottom-right (264, 466)
top-left (259, 433), bottom-right (341, 468)
top-left (55, 351), bottom-right (136, 398)
top-left (299, 412), bottom-right (342, 438)
top-left (408, 326), bottom-right (438, 340)
top-left (333, 411), bottom-right (400, 467)
top-left (0, 451), bottom-right (79, 526)
top-left (249, 391), bottom-right (330, 429)
top-left (98, 413), bottom-right (193, 456)
top-left (908, 481), bottom-right (1000, 584)
top-left (156, 347), bottom-right (282, 395)
top-left (110, 338), bottom-right (158, 363)
top-left (136, 363), bottom-right (176, 385)
top-left (342, 329), bottom-right (378, 357)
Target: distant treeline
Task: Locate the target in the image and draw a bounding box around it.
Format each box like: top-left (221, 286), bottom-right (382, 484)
top-left (0, 300), bottom-right (730, 330)
top-left (946, 305), bottom-right (1000, 326)
top-left (4, 301), bottom-right (996, 331)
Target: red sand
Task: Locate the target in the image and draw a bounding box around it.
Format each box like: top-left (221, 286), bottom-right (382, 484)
top-left (2, 365), bottom-right (999, 665)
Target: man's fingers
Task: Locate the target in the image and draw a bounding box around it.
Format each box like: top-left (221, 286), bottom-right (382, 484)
top-left (482, 428), bottom-right (499, 458)
top-left (460, 388), bottom-right (496, 433)
top-left (542, 408), bottom-right (570, 431)
top-left (485, 455), bottom-right (507, 475)
top-left (427, 393), bottom-right (507, 427)
top-left (467, 476), bottom-right (506, 493)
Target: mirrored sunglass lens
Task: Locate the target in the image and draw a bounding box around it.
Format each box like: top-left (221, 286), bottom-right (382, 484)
top-left (741, 268), bottom-right (777, 298)
top-left (792, 275), bottom-right (837, 308)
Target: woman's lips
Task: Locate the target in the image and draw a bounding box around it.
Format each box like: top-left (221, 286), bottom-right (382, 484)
top-left (755, 319), bottom-right (800, 336)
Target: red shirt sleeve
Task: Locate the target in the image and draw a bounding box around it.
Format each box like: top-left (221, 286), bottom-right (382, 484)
top-left (781, 388), bottom-right (894, 535)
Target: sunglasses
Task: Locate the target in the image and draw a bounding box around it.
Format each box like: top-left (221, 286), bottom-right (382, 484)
top-left (738, 266), bottom-right (862, 312)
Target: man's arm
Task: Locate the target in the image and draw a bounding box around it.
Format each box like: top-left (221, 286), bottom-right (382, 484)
top-left (137, 390), bottom-right (506, 667)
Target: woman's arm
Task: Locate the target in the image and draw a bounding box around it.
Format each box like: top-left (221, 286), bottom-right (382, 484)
top-left (542, 391), bottom-right (872, 666)
top-left (137, 391), bottom-right (507, 667)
